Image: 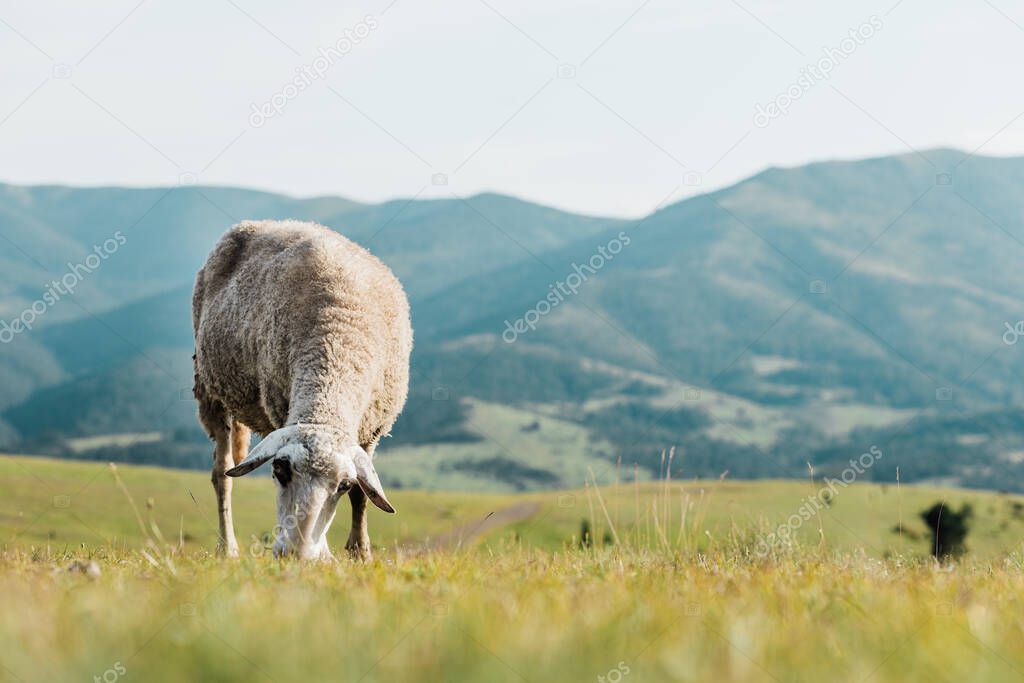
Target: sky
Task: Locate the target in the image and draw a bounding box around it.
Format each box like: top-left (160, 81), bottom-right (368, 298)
top-left (2, 0), bottom-right (1024, 218)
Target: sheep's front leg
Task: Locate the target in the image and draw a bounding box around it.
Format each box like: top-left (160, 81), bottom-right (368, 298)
top-left (211, 428), bottom-right (239, 558)
top-left (345, 487), bottom-right (371, 561)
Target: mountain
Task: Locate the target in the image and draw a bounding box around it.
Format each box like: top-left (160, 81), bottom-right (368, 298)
top-left (1, 149), bottom-right (1022, 492)
top-left (0, 185), bottom-right (620, 409)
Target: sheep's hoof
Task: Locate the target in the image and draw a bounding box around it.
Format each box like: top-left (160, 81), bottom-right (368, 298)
top-left (217, 542), bottom-right (240, 559)
top-left (345, 543), bottom-right (372, 562)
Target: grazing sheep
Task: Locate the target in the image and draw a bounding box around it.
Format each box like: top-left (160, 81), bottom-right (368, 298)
top-left (192, 220), bottom-right (412, 560)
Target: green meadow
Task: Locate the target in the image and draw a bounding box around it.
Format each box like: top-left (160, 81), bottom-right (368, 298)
top-left (3, 454), bottom-right (1024, 682)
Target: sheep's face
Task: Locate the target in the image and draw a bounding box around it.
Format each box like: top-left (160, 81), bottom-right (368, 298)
top-left (268, 438), bottom-right (352, 560)
top-left (226, 424), bottom-right (395, 560)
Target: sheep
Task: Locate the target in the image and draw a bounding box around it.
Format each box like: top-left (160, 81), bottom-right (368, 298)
top-left (192, 219), bottom-right (412, 560)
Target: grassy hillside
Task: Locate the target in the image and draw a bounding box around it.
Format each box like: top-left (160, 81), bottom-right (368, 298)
top-left (5, 455), bottom-right (1024, 561)
top-left (3, 455), bottom-right (1024, 682)
top-left (3, 149), bottom-right (1024, 492)
top-left (0, 455), bottom-right (508, 554)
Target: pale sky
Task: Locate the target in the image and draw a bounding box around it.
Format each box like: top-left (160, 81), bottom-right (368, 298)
top-left (2, 0), bottom-right (1024, 217)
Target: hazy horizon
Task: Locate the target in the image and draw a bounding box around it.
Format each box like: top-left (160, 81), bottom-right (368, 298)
top-left (0, 144), bottom-right (1012, 219)
top-left (4, 0), bottom-right (1024, 218)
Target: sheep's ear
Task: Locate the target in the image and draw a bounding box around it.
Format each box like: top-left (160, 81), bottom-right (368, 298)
top-left (351, 448), bottom-right (395, 513)
top-left (225, 452), bottom-right (273, 477)
top-left (226, 425), bottom-right (300, 477)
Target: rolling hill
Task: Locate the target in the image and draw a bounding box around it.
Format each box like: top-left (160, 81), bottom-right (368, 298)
top-left (4, 454), bottom-right (1024, 559)
top-left (1, 148), bottom-right (1023, 491)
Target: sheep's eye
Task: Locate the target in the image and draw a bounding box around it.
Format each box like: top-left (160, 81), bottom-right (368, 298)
top-left (272, 458), bottom-right (292, 487)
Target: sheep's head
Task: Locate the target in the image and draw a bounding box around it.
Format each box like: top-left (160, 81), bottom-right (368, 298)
top-left (225, 424), bottom-right (394, 560)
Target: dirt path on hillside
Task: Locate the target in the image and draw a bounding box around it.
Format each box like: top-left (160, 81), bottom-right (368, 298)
top-left (405, 501), bottom-right (541, 553)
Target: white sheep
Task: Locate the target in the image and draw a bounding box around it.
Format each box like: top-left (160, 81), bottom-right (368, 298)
top-left (192, 220), bottom-right (412, 560)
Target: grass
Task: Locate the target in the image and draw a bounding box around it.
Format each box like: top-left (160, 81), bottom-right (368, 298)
top-left (6, 548), bottom-right (1024, 682)
top-left (3, 454), bottom-right (1024, 681)
top-left (0, 454), bottom-right (511, 553)
top-left (8, 454), bottom-right (1024, 558)
top-left (384, 398), bottom-right (619, 492)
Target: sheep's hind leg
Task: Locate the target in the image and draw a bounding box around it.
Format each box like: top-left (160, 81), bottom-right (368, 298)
top-left (202, 400), bottom-right (239, 558)
top-left (213, 429), bottom-right (240, 557)
top-left (345, 487), bottom-right (371, 561)
top-left (347, 440), bottom-right (380, 561)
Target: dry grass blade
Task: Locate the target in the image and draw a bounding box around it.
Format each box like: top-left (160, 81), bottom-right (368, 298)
top-left (587, 467), bottom-right (620, 547)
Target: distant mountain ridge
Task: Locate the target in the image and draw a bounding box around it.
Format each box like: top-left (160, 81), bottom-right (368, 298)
top-left (2, 149), bottom-right (1023, 492)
